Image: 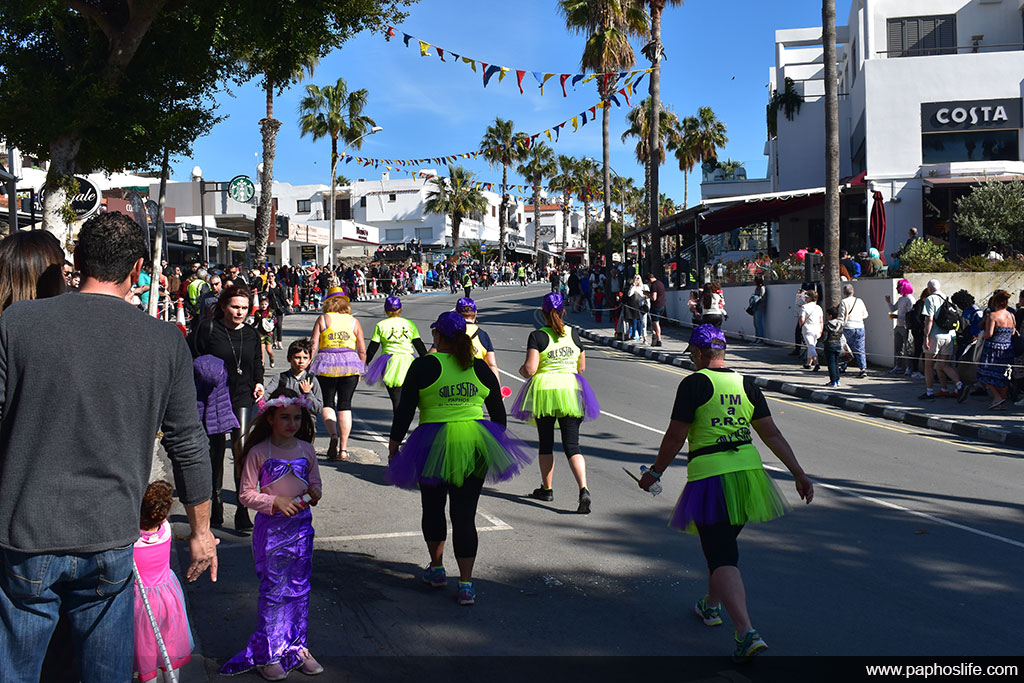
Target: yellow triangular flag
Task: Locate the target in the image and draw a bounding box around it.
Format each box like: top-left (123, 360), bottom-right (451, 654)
top-left (539, 73), bottom-right (556, 95)
top-left (571, 116), bottom-right (578, 131)
top-left (498, 67), bottom-right (510, 82)
top-left (581, 74), bottom-right (597, 85)
top-left (418, 41), bottom-right (431, 57)
top-left (545, 129), bottom-right (552, 141)
top-left (596, 101), bottom-right (605, 109)
top-left (462, 56), bottom-right (477, 72)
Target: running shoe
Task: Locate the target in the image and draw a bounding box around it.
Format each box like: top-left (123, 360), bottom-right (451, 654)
top-left (918, 391), bottom-right (936, 400)
top-left (911, 372), bottom-right (925, 379)
top-left (888, 367), bottom-right (902, 375)
top-left (957, 383), bottom-right (971, 403)
top-left (257, 662), bottom-right (288, 681)
top-left (732, 629), bottom-right (768, 663)
top-left (577, 488), bottom-right (592, 514)
top-left (826, 380), bottom-right (840, 387)
top-left (529, 487), bottom-right (554, 502)
top-left (857, 370), bottom-right (868, 378)
top-left (456, 582), bottom-right (476, 605)
top-left (422, 565), bottom-right (447, 588)
top-left (936, 389), bottom-right (956, 398)
top-left (694, 595), bottom-right (723, 626)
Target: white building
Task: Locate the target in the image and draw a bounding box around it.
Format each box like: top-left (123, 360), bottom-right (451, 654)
top-left (522, 202), bottom-right (585, 259)
top-left (681, 0), bottom-right (1024, 260)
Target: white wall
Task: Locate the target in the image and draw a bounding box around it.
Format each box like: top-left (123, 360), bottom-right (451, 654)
top-left (868, 0), bottom-right (1022, 61)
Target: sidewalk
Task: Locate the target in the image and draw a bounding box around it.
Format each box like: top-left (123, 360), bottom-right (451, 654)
top-left (569, 310), bottom-right (1023, 450)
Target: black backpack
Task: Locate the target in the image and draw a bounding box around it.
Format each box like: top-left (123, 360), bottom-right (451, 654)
top-left (935, 295), bottom-right (961, 332)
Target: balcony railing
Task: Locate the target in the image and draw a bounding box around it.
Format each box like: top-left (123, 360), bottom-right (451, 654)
top-left (877, 43), bottom-right (1024, 58)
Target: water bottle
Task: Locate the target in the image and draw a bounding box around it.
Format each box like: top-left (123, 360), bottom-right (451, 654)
top-left (639, 466), bottom-right (663, 496)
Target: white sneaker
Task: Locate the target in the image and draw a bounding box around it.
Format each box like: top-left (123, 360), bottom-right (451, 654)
top-left (911, 372), bottom-right (925, 379)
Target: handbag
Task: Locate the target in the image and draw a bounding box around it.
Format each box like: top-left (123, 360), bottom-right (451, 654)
top-left (260, 317), bottom-right (275, 334)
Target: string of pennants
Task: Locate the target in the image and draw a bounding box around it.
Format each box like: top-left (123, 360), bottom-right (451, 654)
top-left (408, 169), bottom-right (610, 206)
top-left (341, 71), bottom-right (649, 174)
top-left (385, 26), bottom-right (653, 97)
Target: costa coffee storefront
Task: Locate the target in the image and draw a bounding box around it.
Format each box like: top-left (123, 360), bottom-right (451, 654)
top-left (916, 97), bottom-right (1023, 254)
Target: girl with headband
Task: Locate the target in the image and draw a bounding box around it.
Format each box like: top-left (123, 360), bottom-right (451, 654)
top-left (309, 287), bottom-right (365, 461)
top-left (365, 296), bottom-right (429, 409)
top-left (387, 311), bottom-right (532, 606)
top-left (221, 388), bottom-right (324, 679)
top-left (512, 292), bottom-right (600, 514)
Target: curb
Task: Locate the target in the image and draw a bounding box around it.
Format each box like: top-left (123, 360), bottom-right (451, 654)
top-left (575, 327), bottom-right (1024, 450)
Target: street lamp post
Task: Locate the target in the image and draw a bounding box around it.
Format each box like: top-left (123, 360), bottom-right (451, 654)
top-left (330, 126), bottom-right (382, 268)
top-left (191, 166), bottom-right (207, 263)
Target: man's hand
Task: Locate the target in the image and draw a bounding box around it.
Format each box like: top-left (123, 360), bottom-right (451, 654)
top-left (795, 473), bottom-right (814, 504)
top-left (186, 529), bottom-right (219, 583)
top-left (923, 337), bottom-right (931, 352)
top-left (639, 470), bottom-right (658, 492)
top-left (254, 383), bottom-right (265, 400)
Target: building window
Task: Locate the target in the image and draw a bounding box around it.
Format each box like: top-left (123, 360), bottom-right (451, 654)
top-left (360, 196), bottom-right (367, 208)
top-left (922, 130), bottom-right (1019, 163)
top-left (385, 228), bottom-right (404, 242)
top-left (887, 15), bottom-right (956, 57)
top-left (415, 226), bottom-right (433, 242)
top-left (388, 193), bottom-right (397, 202)
top-left (491, 206), bottom-right (496, 218)
top-left (296, 199), bottom-right (311, 213)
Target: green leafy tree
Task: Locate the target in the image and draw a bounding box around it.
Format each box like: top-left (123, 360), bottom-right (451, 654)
top-left (621, 97), bottom-right (679, 226)
top-left (548, 155), bottom-right (579, 259)
top-left (299, 78), bottom-right (376, 265)
top-left (423, 165), bottom-right (488, 249)
top-left (670, 115), bottom-right (698, 208)
top-left (480, 118), bottom-right (529, 267)
top-left (573, 157), bottom-right (601, 264)
top-left (954, 180), bottom-right (1024, 251)
top-left (559, 0), bottom-right (647, 279)
top-left (0, 2), bottom-right (230, 239)
top-left (335, 174), bottom-right (352, 187)
top-left (517, 143), bottom-right (558, 258)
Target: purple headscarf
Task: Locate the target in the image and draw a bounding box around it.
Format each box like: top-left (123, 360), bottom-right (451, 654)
top-left (431, 311), bottom-right (467, 339)
top-left (384, 296), bottom-right (402, 312)
top-left (542, 292), bottom-right (565, 313)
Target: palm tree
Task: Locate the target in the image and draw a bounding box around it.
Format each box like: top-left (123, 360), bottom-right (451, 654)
top-left (253, 58), bottom-right (318, 263)
top-left (622, 96), bottom-right (679, 250)
top-left (480, 118), bottom-right (529, 269)
top-left (823, 0), bottom-right (841, 309)
top-left (573, 157), bottom-right (601, 265)
top-left (559, 0), bottom-right (647, 279)
top-left (670, 115), bottom-right (699, 208)
top-left (298, 77), bottom-right (376, 265)
top-left (423, 164), bottom-right (488, 250)
top-left (517, 142), bottom-right (558, 259)
top-left (335, 173), bottom-right (351, 187)
top-left (638, 0), bottom-right (684, 278)
top-left (548, 154), bottom-right (578, 261)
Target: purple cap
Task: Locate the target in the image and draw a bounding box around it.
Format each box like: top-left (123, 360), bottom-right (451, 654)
top-left (456, 297), bottom-right (477, 313)
top-left (683, 324), bottom-right (727, 352)
top-left (384, 296), bottom-right (402, 312)
top-left (542, 292), bottom-right (565, 313)
top-left (431, 311), bottom-right (467, 339)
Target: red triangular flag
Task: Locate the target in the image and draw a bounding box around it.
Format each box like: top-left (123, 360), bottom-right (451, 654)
top-left (589, 106), bottom-right (597, 120)
top-left (516, 70), bottom-right (526, 95)
top-left (560, 74), bottom-right (570, 97)
top-left (437, 47), bottom-right (446, 62)
top-left (619, 87), bottom-right (630, 106)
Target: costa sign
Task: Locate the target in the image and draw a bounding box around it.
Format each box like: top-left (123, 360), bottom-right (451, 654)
top-left (36, 176), bottom-right (101, 220)
top-left (922, 98), bottom-right (1022, 132)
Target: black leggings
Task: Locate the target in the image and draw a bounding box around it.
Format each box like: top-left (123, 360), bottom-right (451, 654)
top-left (535, 416), bottom-right (583, 457)
top-left (274, 312), bottom-right (284, 342)
top-left (318, 374), bottom-right (359, 410)
top-left (697, 522), bottom-right (744, 572)
top-left (386, 384), bottom-right (403, 411)
top-left (208, 405), bottom-right (252, 503)
top-left (420, 476), bottom-right (485, 558)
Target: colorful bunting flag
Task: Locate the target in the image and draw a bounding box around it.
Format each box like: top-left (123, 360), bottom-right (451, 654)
top-left (516, 70), bottom-right (526, 94)
top-left (418, 40), bottom-right (431, 57)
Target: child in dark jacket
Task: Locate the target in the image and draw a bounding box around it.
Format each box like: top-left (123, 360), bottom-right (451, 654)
top-left (823, 305), bottom-right (845, 387)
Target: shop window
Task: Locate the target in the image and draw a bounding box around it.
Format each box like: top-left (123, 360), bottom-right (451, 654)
top-left (296, 199), bottom-right (311, 213)
top-left (921, 129), bottom-right (1019, 163)
top-left (388, 193), bottom-right (397, 202)
top-left (887, 15), bottom-right (956, 57)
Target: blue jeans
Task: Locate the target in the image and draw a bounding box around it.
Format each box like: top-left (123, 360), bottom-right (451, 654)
top-left (825, 344), bottom-right (843, 382)
top-left (753, 308), bottom-right (766, 340)
top-left (630, 319), bottom-right (643, 339)
top-left (843, 328), bottom-right (867, 370)
top-left (0, 545), bottom-right (135, 682)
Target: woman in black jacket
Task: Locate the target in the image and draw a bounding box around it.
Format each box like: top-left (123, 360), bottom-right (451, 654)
top-left (190, 284), bottom-right (265, 533)
top-left (264, 272), bottom-right (290, 349)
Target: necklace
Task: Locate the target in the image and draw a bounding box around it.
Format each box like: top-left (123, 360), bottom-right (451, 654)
top-left (226, 324), bottom-right (243, 375)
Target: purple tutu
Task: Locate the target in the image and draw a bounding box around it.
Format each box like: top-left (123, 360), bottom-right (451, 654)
top-left (669, 469), bottom-right (790, 534)
top-left (364, 354), bottom-right (390, 386)
top-left (386, 419), bottom-right (534, 489)
top-left (310, 347), bottom-right (364, 377)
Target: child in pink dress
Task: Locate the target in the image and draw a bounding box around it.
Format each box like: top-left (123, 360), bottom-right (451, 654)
top-left (133, 480), bottom-right (193, 682)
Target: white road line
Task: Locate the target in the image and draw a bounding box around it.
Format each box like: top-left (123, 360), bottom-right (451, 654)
top-left (347, 420), bottom-right (515, 536)
top-left (497, 370), bottom-right (1024, 551)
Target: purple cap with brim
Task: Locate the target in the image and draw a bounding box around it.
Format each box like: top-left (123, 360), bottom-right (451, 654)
top-left (542, 292), bottom-right (565, 313)
top-left (384, 296), bottom-right (402, 312)
top-left (431, 311), bottom-right (467, 339)
top-left (456, 297), bottom-right (476, 313)
top-left (683, 324), bottom-right (727, 353)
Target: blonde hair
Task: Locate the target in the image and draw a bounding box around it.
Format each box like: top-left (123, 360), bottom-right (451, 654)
top-left (324, 296), bottom-right (351, 314)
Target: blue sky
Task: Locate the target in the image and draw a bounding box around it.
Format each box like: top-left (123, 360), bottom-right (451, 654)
top-left (172, 0), bottom-right (852, 208)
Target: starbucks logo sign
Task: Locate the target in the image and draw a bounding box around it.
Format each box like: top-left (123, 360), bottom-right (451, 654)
top-left (228, 175), bottom-right (255, 203)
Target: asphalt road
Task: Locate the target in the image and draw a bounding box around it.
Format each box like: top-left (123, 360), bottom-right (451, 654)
top-left (176, 282), bottom-right (1023, 680)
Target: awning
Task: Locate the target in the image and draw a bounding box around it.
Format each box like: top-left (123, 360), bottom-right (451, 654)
top-left (923, 174), bottom-right (1024, 187)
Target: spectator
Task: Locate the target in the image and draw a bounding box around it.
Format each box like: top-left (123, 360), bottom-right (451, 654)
top-left (839, 250), bottom-right (861, 279)
top-left (0, 212), bottom-right (216, 681)
top-left (0, 231), bottom-right (66, 316)
top-left (885, 279), bottom-right (915, 375)
top-left (750, 275), bottom-right (767, 345)
top-left (838, 284), bottom-right (869, 378)
top-left (976, 290), bottom-right (1016, 410)
top-left (920, 278), bottom-right (966, 401)
top-left (800, 290), bottom-right (823, 371)
top-left (647, 272), bottom-right (667, 347)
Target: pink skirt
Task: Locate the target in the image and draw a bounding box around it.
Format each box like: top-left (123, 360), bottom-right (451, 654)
top-left (133, 574), bottom-right (193, 681)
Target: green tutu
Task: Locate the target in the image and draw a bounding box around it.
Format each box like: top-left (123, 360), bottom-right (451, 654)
top-left (383, 353), bottom-right (414, 388)
top-left (669, 467), bottom-right (791, 534)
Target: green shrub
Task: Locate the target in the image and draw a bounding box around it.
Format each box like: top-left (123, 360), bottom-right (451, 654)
top-left (901, 240), bottom-right (955, 273)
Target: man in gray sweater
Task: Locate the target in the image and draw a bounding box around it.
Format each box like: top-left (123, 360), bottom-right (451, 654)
top-left (0, 212), bottom-right (218, 682)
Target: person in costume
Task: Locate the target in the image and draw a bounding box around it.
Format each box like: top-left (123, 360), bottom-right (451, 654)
top-left (221, 388), bottom-right (324, 680)
top-left (512, 292), bottom-right (600, 514)
top-left (309, 287), bottom-right (365, 461)
top-left (133, 481), bottom-right (193, 682)
top-left (638, 324), bottom-right (813, 664)
top-left (386, 312), bottom-right (532, 606)
top-left (364, 296), bottom-right (429, 410)
top-left (451, 297), bottom-right (499, 380)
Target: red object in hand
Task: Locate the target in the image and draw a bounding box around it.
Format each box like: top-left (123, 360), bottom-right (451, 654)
top-left (501, 386), bottom-right (512, 399)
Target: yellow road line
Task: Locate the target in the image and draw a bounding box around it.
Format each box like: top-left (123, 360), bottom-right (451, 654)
top-left (586, 341), bottom-right (1017, 455)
